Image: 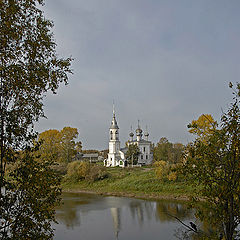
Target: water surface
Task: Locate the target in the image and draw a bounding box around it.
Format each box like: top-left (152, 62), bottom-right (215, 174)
top-left (53, 192), bottom-right (195, 240)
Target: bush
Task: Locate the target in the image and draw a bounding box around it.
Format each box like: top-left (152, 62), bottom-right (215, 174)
top-left (154, 160), bottom-right (168, 180)
top-left (154, 161), bottom-right (178, 181)
top-left (66, 161), bottom-right (108, 182)
top-left (85, 165), bottom-right (108, 182)
top-left (67, 161), bottom-right (90, 181)
top-left (167, 171), bottom-right (177, 181)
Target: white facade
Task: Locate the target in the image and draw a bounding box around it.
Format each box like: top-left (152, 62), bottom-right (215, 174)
top-left (105, 109), bottom-right (125, 167)
top-left (104, 109), bottom-right (153, 167)
top-left (128, 123), bottom-right (153, 165)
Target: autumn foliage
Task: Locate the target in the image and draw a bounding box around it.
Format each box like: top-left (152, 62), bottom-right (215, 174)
top-left (37, 127), bottom-right (82, 163)
top-left (183, 84), bottom-right (240, 240)
top-left (66, 161), bottom-right (108, 182)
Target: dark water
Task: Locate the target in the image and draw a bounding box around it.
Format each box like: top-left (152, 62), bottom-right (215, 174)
top-left (53, 192), bottom-right (195, 240)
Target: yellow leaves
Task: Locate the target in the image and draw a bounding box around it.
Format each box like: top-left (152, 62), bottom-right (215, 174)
top-left (67, 161), bottom-right (90, 180)
top-left (188, 114), bottom-right (217, 142)
top-left (154, 161), bottom-right (167, 180)
top-left (167, 172), bottom-right (177, 181)
top-left (37, 127), bottom-right (80, 163)
top-left (66, 161), bottom-right (108, 182)
top-left (154, 161), bottom-right (178, 181)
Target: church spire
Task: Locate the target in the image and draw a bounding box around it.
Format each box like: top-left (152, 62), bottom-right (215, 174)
top-left (110, 103), bottom-right (119, 129)
top-left (136, 120), bottom-right (143, 141)
top-left (113, 101), bottom-right (115, 115)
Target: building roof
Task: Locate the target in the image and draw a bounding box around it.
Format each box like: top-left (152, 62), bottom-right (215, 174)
top-left (130, 139), bottom-right (151, 144)
top-left (120, 147), bottom-right (128, 154)
top-left (82, 153), bottom-right (99, 158)
top-left (110, 110), bottom-right (119, 129)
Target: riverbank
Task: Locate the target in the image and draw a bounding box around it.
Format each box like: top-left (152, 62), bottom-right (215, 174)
top-left (62, 167), bottom-right (197, 201)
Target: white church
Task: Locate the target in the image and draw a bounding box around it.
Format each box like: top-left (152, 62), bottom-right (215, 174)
top-left (104, 108), bottom-right (153, 167)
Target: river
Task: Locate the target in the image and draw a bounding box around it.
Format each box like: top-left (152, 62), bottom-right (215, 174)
top-left (53, 192), bottom-right (196, 240)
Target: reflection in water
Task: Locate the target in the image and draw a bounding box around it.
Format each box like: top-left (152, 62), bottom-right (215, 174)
top-left (156, 202), bottom-right (193, 222)
top-left (54, 193), bottom-right (196, 240)
top-left (111, 208), bottom-right (121, 239)
top-left (55, 194), bottom-right (89, 229)
top-left (129, 201), bottom-right (144, 226)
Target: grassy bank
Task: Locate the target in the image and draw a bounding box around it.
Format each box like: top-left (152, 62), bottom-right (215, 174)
top-left (61, 166), bottom-right (197, 201)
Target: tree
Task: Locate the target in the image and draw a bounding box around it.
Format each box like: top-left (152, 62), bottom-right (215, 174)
top-left (37, 127), bottom-right (79, 163)
top-left (59, 127), bottom-right (78, 163)
top-left (183, 84), bottom-right (240, 240)
top-left (0, 147), bottom-right (61, 239)
top-left (154, 137), bottom-right (184, 164)
top-left (0, 0), bottom-right (72, 238)
top-left (125, 144), bottom-right (140, 165)
top-left (75, 141), bottom-right (82, 153)
top-left (172, 143), bottom-right (184, 164)
top-left (0, 0), bottom-right (72, 183)
top-left (38, 129), bottom-right (61, 162)
top-left (187, 114), bottom-right (217, 142)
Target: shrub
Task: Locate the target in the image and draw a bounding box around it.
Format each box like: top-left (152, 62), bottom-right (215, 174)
top-left (154, 161), bottom-right (178, 181)
top-left (154, 160), bottom-right (168, 180)
top-left (85, 165), bottom-right (108, 182)
top-left (167, 171), bottom-right (177, 181)
top-left (67, 161), bottom-right (90, 181)
top-left (66, 161), bottom-right (108, 182)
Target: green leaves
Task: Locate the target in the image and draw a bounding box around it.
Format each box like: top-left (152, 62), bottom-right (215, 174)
top-left (0, 0), bottom-right (73, 156)
top-left (126, 144), bottom-right (140, 165)
top-left (184, 84), bottom-right (240, 240)
top-left (0, 147), bottom-right (62, 239)
top-left (0, 0), bottom-right (73, 238)
top-left (153, 137), bottom-right (184, 164)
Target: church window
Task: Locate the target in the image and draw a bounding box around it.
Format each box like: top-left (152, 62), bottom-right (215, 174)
top-left (146, 155), bottom-right (148, 160)
top-left (110, 131), bottom-right (113, 140)
top-left (143, 147), bottom-right (145, 152)
top-left (141, 155), bottom-right (143, 160)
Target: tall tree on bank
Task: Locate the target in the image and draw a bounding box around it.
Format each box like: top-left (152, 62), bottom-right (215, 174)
top-left (0, 0), bottom-right (72, 239)
top-left (59, 127), bottom-right (78, 163)
top-left (183, 84), bottom-right (240, 240)
top-left (126, 144), bottom-right (140, 165)
top-left (187, 114), bottom-right (217, 142)
top-left (38, 127), bottom-right (81, 163)
top-left (38, 129), bottom-right (62, 162)
top-left (154, 137), bottom-right (184, 164)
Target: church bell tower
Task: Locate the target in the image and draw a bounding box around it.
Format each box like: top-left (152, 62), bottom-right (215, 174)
top-left (107, 105), bottom-right (121, 166)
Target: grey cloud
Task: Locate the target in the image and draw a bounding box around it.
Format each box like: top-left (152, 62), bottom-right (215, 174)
top-left (36, 0), bottom-right (240, 149)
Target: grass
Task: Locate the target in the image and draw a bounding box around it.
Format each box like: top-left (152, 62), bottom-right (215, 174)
top-left (62, 166), bottom-right (198, 200)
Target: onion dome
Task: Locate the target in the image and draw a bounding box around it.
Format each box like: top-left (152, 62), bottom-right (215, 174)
top-left (129, 125), bottom-right (134, 137)
top-left (136, 127), bottom-right (142, 136)
top-left (144, 125), bottom-right (149, 139)
top-left (136, 120), bottom-right (142, 136)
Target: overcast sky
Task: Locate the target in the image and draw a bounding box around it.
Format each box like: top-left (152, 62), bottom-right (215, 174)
top-left (35, 0), bottom-right (240, 150)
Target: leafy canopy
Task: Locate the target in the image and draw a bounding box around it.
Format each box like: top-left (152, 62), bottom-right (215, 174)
top-left (154, 137), bottom-right (184, 164)
top-left (0, 0), bottom-right (72, 239)
top-left (183, 84), bottom-right (240, 240)
top-left (126, 144), bottom-right (140, 165)
top-left (37, 127), bottom-right (81, 163)
top-left (187, 114), bottom-right (217, 142)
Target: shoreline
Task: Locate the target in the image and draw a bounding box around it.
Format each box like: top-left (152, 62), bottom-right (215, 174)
top-left (62, 188), bottom-right (191, 202)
